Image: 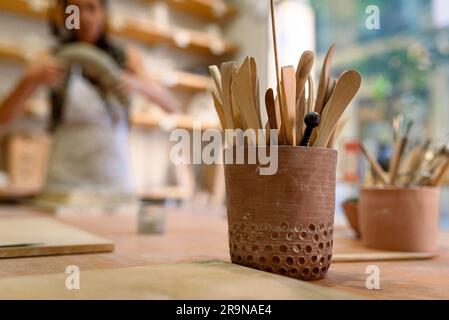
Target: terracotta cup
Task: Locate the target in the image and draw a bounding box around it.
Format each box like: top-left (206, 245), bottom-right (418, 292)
top-left (359, 187), bottom-right (440, 252)
top-left (224, 146), bottom-right (338, 280)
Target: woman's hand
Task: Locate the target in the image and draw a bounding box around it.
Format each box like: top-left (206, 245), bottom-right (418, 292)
top-left (24, 55), bottom-right (65, 88)
top-left (117, 72), bottom-right (181, 114)
top-left (116, 72), bottom-right (142, 96)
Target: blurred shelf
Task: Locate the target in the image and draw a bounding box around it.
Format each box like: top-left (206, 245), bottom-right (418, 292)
top-left (0, 45), bottom-right (219, 131)
top-left (0, 44), bottom-right (214, 92)
top-left (131, 112), bottom-right (217, 130)
top-left (0, 0), bottom-right (238, 59)
top-left (0, 186), bottom-right (41, 200)
top-left (0, 44), bottom-right (28, 64)
top-left (145, 0), bottom-right (238, 23)
top-left (138, 186), bottom-right (193, 201)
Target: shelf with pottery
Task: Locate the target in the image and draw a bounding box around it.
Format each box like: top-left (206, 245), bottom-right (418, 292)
top-left (0, 44), bottom-right (214, 92)
top-left (0, 0), bottom-right (238, 59)
top-left (144, 0), bottom-right (238, 23)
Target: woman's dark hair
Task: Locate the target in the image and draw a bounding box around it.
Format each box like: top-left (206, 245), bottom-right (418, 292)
top-left (49, 0), bottom-right (127, 132)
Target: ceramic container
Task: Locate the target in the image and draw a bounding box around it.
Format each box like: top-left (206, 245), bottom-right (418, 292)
top-left (359, 187), bottom-right (440, 252)
top-left (342, 199), bottom-right (360, 238)
top-left (224, 146), bottom-right (338, 280)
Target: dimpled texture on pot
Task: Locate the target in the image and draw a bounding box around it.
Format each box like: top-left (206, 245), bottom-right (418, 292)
top-left (225, 146), bottom-right (338, 280)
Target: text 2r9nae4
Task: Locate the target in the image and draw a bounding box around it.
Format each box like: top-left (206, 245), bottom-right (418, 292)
top-left (220, 304), bottom-right (272, 315)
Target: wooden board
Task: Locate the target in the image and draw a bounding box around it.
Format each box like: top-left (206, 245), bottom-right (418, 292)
top-left (333, 252), bottom-right (436, 263)
top-left (0, 260), bottom-right (362, 300)
top-left (332, 228), bottom-right (438, 262)
top-left (0, 217), bottom-right (114, 259)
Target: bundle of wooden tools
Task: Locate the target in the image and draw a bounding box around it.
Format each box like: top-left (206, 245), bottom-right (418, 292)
top-left (360, 115), bottom-right (449, 187)
top-left (208, 0), bottom-right (361, 148)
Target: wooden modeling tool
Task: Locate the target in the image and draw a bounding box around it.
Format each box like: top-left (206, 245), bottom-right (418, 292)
top-left (220, 62), bottom-right (237, 130)
top-left (265, 88), bottom-right (278, 131)
top-left (389, 120), bottom-right (413, 186)
top-left (212, 90), bottom-right (227, 130)
top-left (274, 94), bottom-right (286, 144)
top-left (281, 66), bottom-right (297, 145)
top-left (360, 144), bottom-right (389, 185)
top-left (295, 50), bottom-right (315, 104)
top-left (270, 0), bottom-right (284, 126)
top-left (315, 44), bottom-right (336, 114)
top-left (231, 58), bottom-right (260, 145)
top-left (310, 77), bottom-right (337, 145)
top-left (300, 112), bottom-right (321, 147)
top-left (250, 57), bottom-right (262, 128)
top-left (296, 92), bottom-right (306, 146)
top-left (326, 117), bottom-right (348, 149)
top-left (325, 77), bottom-right (337, 104)
top-left (208, 65), bottom-right (222, 99)
top-left (313, 70), bottom-right (362, 148)
top-left (306, 75), bottom-right (314, 114)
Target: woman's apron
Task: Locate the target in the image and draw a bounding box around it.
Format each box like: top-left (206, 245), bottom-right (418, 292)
top-left (42, 67), bottom-right (134, 205)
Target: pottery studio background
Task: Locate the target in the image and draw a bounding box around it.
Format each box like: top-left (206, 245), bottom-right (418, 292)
top-left (0, 0), bottom-right (448, 229)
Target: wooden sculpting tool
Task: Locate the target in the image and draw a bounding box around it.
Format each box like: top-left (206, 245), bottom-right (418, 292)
top-left (294, 52), bottom-right (314, 145)
top-left (208, 65), bottom-right (222, 99)
top-left (313, 70), bottom-right (361, 148)
top-left (306, 75), bottom-right (314, 114)
top-left (274, 94), bottom-right (286, 144)
top-left (281, 66), bottom-right (297, 145)
top-left (315, 44), bottom-right (336, 114)
top-left (220, 62), bottom-right (237, 130)
top-left (310, 77), bottom-right (337, 145)
top-left (211, 90), bottom-right (227, 130)
top-left (326, 117), bottom-right (349, 149)
top-left (300, 112), bottom-right (321, 147)
top-left (250, 57), bottom-right (262, 128)
top-left (270, 0), bottom-right (284, 145)
top-left (231, 58), bottom-right (260, 145)
top-left (295, 91), bottom-right (306, 146)
top-left (265, 88), bottom-right (278, 131)
top-left (295, 51), bottom-right (315, 104)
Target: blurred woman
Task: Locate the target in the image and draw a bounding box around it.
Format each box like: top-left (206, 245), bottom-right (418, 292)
top-left (0, 0), bottom-right (180, 199)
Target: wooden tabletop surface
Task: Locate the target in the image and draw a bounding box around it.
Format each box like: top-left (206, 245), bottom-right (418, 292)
top-left (0, 205), bottom-right (448, 300)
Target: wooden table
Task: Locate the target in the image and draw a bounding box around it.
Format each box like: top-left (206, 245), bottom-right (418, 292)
top-left (1, 205), bottom-right (449, 300)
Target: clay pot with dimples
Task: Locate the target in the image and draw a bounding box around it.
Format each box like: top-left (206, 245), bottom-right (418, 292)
top-left (359, 187), bottom-right (440, 253)
top-left (224, 146), bottom-right (338, 280)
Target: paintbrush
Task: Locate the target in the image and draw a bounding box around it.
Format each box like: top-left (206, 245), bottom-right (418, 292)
top-left (360, 144), bottom-right (389, 185)
top-left (431, 154), bottom-right (449, 186)
top-left (389, 120), bottom-right (413, 186)
top-left (399, 140), bottom-right (429, 185)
